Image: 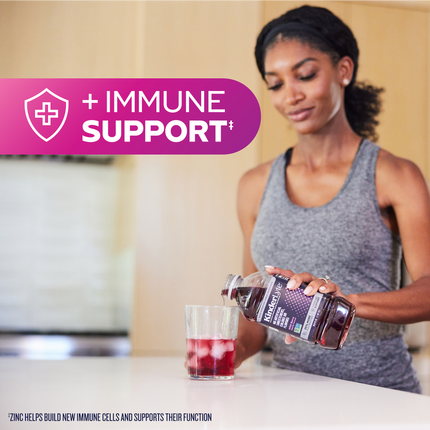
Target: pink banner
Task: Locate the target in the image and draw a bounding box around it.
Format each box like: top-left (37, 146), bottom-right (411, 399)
top-left (0, 79), bottom-right (261, 155)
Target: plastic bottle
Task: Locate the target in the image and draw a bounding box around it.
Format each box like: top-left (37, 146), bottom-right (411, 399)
top-left (222, 270), bottom-right (355, 350)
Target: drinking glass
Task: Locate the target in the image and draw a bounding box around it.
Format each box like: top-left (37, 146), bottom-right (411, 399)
top-left (185, 305), bottom-right (239, 380)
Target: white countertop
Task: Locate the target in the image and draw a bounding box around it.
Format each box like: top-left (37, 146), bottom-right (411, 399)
top-left (1, 357), bottom-right (430, 430)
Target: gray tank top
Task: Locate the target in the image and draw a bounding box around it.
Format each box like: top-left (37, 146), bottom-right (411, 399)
top-left (251, 139), bottom-right (421, 393)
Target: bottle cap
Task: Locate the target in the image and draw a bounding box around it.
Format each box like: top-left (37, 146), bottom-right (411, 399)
top-left (223, 274), bottom-right (243, 300)
top-left (228, 275), bottom-right (240, 299)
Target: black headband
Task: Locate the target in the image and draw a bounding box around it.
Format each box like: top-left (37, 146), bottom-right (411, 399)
top-left (262, 22), bottom-right (336, 53)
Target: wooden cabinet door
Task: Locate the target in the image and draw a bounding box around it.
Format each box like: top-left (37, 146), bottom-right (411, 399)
top-left (350, 2), bottom-right (428, 177)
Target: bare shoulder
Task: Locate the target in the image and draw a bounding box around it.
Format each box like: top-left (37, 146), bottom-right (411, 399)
top-left (376, 148), bottom-right (429, 206)
top-left (377, 148), bottom-right (423, 177)
top-left (237, 159), bottom-right (275, 222)
top-left (238, 159), bottom-right (274, 192)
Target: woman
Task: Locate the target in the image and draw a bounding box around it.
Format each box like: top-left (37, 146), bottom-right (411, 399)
top-left (235, 5), bottom-right (430, 393)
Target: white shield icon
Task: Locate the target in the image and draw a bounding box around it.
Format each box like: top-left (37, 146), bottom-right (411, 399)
top-left (25, 88), bottom-right (69, 142)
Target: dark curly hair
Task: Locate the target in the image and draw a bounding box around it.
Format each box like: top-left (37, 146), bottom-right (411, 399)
top-left (255, 5), bottom-right (383, 142)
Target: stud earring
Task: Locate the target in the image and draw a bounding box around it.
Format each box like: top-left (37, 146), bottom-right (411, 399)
top-left (343, 79), bottom-right (349, 86)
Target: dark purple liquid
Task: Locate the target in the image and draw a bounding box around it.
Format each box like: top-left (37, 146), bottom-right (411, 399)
top-left (187, 338), bottom-right (236, 377)
top-left (221, 286), bottom-right (266, 321)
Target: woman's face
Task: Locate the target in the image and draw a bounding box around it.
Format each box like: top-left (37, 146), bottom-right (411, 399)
top-left (264, 38), bottom-right (346, 135)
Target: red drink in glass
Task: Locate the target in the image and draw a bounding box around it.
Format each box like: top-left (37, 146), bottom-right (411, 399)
top-left (187, 337), bottom-right (236, 379)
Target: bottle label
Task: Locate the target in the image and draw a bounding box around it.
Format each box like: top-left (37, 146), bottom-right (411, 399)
top-left (256, 274), bottom-right (325, 341)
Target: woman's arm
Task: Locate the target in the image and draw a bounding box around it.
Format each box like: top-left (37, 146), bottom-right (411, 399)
top-left (348, 151), bottom-right (430, 323)
top-left (234, 163), bottom-right (272, 367)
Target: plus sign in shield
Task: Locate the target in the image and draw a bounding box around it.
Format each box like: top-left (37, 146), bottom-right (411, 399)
top-left (24, 88), bottom-right (69, 142)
